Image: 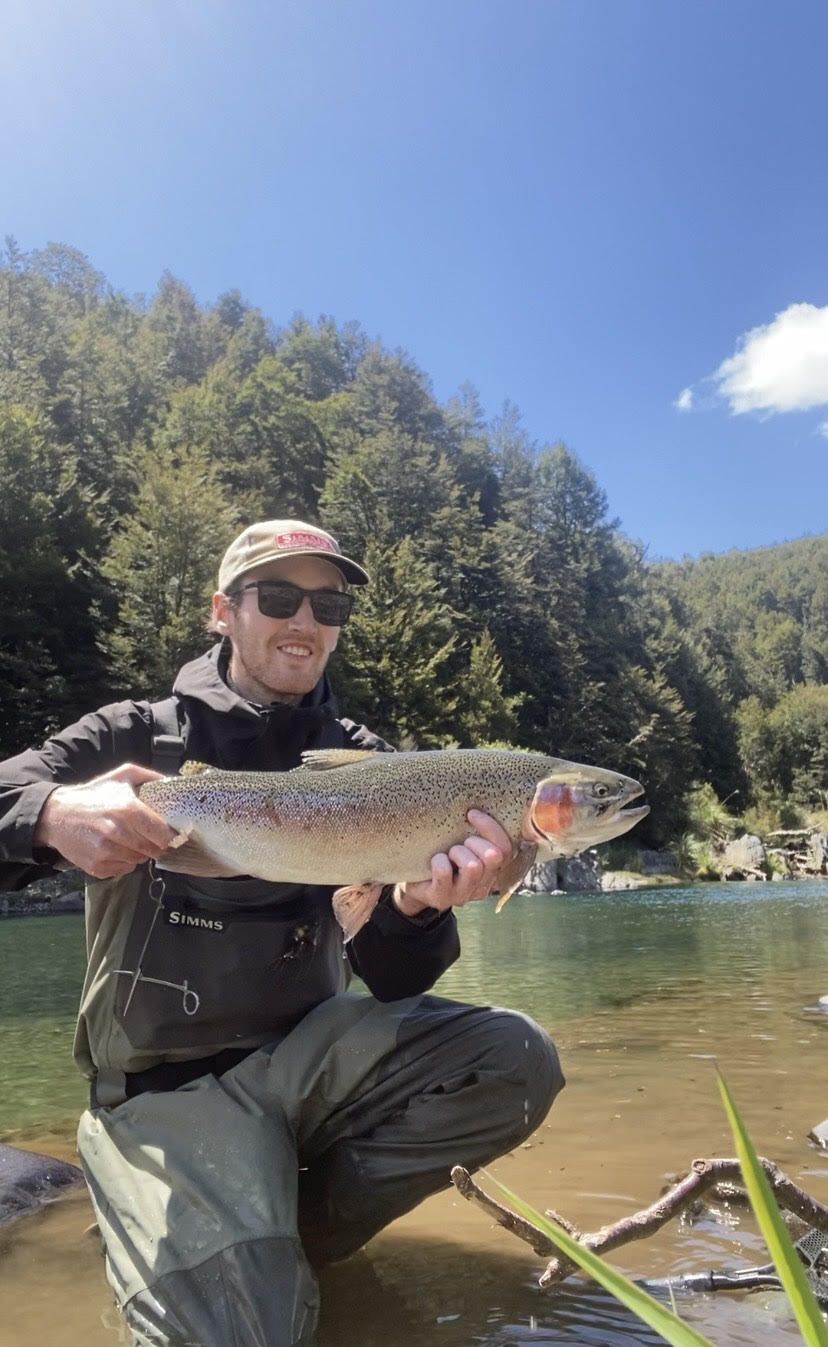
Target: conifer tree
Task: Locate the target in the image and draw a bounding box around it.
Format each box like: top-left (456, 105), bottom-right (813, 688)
top-left (101, 443), bottom-right (238, 696)
top-left (330, 537), bottom-right (459, 746)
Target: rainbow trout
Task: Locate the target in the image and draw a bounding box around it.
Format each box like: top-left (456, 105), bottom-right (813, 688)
top-left (141, 748), bottom-right (648, 939)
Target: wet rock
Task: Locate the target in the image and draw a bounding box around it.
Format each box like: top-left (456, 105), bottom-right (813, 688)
top-left (808, 1119), bottom-right (828, 1149)
top-left (0, 1143), bottom-right (84, 1228)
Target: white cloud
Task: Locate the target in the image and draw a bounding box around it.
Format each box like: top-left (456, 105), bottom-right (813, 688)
top-left (714, 302), bottom-right (828, 415)
top-left (674, 387), bottom-right (693, 412)
top-left (818, 420), bottom-right (828, 439)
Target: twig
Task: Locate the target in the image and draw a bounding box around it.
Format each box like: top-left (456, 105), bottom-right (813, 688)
top-left (449, 1156), bottom-right (828, 1289)
top-left (450, 1165), bottom-right (564, 1259)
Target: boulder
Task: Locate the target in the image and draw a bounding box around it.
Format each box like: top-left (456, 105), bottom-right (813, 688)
top-left (51, 890), bottom-right (84, 913)
top-left (637, 849), bottom-right (677, 875)
top-left (809, 833), bottom-right (828, 875)
top-left (559, 851), bottom-right (603, 893)
top-left (521, 858), bottom-right (559, 894)
top-left (722, 833), bottom-right (767, 877)
top-left (601, 872), bottom-right (652, 891)
top-left (522, 850), bottom-right (603, 894)
top-left (0, 1143), bottom-right (84, 1228)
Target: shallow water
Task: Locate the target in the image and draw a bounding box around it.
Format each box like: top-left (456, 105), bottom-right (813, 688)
top-left (2, 881), bottom-right (828, 1346)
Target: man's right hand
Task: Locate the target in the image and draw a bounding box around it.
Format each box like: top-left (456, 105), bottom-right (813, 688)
top-left (34, 764), bottom-right (178, 879)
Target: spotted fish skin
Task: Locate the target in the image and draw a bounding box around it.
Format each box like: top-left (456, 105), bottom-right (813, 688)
top-left (141, 748), bottom-right (648, 890)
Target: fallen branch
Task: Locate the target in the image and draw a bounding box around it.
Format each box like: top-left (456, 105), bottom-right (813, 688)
top-left (450, 1156), bottom-right (828, 1289)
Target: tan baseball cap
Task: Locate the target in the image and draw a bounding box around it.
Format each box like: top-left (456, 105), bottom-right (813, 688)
top-left (218, 519), bottom-right (369, 592)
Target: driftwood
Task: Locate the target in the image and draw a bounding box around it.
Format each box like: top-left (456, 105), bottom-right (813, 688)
top-left (451, 1157), bottom-right (828, 1288)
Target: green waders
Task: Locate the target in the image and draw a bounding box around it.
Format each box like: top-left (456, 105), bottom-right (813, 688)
top-left (78, 990), bottom-right (563, 1347)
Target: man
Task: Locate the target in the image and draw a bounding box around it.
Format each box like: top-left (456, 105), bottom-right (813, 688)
top-left (0, 519), bottom-right (563, 1347)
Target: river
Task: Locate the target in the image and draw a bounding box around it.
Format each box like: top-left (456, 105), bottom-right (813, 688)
top-left (1, 880), bottom-right (827, 1346)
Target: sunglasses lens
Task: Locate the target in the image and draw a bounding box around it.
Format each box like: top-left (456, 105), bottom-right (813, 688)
top-left (256, 584), bottom-right (301, 618)
top-left (252, 583), bottom-right (352, 626)
top-left (310, 592), bottom-right (353, 625)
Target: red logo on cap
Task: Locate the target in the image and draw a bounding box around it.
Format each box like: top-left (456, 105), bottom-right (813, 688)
top-left (275, 530), bottom-right (336, 553)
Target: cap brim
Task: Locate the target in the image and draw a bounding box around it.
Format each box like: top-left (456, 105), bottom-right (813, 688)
top-left (228, 549), bottom-right (369, 588)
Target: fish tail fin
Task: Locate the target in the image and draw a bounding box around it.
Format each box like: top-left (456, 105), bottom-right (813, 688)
top-left (332, 883), bottom-right (384, 943)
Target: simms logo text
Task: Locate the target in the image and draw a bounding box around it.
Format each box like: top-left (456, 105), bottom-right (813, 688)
top-left (166, 911), bottom-right (225, 933)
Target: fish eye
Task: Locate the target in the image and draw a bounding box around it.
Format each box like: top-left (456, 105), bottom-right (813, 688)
top-left (593, 783), bottom-right (610, 799)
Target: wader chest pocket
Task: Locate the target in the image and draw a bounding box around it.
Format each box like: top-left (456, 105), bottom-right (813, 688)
top-left (114, 885), bottom-right (346, 1051)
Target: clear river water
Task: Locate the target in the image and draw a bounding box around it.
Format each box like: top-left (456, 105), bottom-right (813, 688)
top-left (1, 879), bottom-right (827, 1347)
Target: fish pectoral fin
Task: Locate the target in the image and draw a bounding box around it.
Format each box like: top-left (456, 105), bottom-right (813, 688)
top-left (301, 749), bottom-right (382, 771)
top-left (494, 840), bottom-right (538, 914)
top-left (155, 836), bottom-right (245, 878)
top-left (331, 883), bottom-right (383, 942)
top-left (179, 760), bottom-right (216, 778)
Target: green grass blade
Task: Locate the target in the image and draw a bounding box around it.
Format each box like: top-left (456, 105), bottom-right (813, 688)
top-left (717, 1072), bottom-right (828, 1347)
top-left (482, 1171), bottom-right (716, 1347)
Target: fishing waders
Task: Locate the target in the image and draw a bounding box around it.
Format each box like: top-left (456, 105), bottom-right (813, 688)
top-left (78, 991), bottom-right (563, 1347)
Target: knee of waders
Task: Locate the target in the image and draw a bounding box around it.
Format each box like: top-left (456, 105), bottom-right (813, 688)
top-left (123, 1236), bottom-right (318, 1347)
top-left (484, 1009), bottom-right (565, 1132)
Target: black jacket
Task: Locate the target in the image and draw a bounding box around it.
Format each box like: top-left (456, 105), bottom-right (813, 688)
top-left (0, 644), bottom-right (460, 1004)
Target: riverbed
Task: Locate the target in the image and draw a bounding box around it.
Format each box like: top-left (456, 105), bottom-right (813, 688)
top-left (1, 880), bottom-right (827, 1346)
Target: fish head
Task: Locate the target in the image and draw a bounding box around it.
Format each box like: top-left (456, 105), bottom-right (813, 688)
top-left (525, 763), bottom-right (649, 857)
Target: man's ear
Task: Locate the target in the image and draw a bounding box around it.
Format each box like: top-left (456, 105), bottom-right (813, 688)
top-left (212, 591), bottom-right (232, 632)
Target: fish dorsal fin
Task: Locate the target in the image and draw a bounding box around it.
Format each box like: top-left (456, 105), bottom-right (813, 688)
top-left (301, 749), bottom-right (381, 771)
top-left (179, 760), bottom-right (216, 778)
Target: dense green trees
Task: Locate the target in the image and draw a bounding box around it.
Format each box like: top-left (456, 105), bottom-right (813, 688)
top-left (1, 237), bottom-right (826, 844)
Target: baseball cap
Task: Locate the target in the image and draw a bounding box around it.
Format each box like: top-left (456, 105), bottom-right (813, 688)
top-left (218, 519), bottom-right (370, 592)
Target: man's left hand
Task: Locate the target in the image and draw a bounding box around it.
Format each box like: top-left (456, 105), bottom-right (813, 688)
top-left (392, 809), bottom-right (513, 919)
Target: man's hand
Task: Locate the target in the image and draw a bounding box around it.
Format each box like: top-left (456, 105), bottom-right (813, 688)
top-left (34, 764), bottom-right (179, 879)
top-left (393, 809), bottom-right (513, 918)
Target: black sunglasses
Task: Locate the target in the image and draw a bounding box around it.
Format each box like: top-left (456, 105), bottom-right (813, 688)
top-left (231, 580), bottom-right (354, 626)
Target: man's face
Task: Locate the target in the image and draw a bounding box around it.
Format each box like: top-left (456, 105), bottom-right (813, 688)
top-left (212, 554), bottom-right (346, 703)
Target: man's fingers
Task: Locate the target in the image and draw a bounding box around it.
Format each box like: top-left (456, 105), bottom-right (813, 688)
top-left (447, 844), bottom-right (484, 881)
top-left (462, 835), bottom-right (507, 871)
top-left (123, 799), bottom-right (179, 854)
top-left (465, 808), bottom-right (513, 858)
top-left (428, 852), bottom-right (455, 885)
top-left (105, 763), bottom-right (168, 788)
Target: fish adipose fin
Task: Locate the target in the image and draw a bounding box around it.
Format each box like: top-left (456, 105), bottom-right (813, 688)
top-left (301, 749), bottom-right (381, 771)
top-left (155, 834), bottom-right (245, 878)
top-left (494, 840), bottom-right (538, 913)
top-left (331, 882), bottom-right (383, 941)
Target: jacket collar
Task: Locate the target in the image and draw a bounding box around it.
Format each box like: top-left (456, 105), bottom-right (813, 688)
top-left (172, 642), bottom-right (338, 731)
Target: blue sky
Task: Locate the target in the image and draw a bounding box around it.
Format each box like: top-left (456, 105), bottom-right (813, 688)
top-left (3, 0), bottom-right (827, 560)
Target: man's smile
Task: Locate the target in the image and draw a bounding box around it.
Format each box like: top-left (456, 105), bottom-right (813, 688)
top-left (278, 644), bottom-right (313, 658)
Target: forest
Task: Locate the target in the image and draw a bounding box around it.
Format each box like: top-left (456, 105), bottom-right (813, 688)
top-left (1, 238), bottom-right (826, 852)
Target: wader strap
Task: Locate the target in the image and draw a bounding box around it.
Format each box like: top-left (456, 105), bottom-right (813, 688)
top-left (149, 696), bottom-right (186, 776)
top-left (93, 1065), bottom-right (129, 1109)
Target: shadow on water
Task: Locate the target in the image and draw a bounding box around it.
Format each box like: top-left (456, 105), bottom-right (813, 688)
top-left (318, 1238), bottom-right (670, 1347)
top-left (318, 1234), bottom-right (796, 1347)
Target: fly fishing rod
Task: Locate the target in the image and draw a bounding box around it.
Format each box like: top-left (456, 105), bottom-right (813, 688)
top-left (637, 1224), bottom-right (828, 1306)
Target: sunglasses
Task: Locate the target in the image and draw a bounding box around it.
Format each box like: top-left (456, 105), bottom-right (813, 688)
top-left (231, 580), bottom-right (354, 626)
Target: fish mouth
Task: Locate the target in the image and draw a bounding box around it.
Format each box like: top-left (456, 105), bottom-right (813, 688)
top-left (617, 803), bottom-right (650, 823)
